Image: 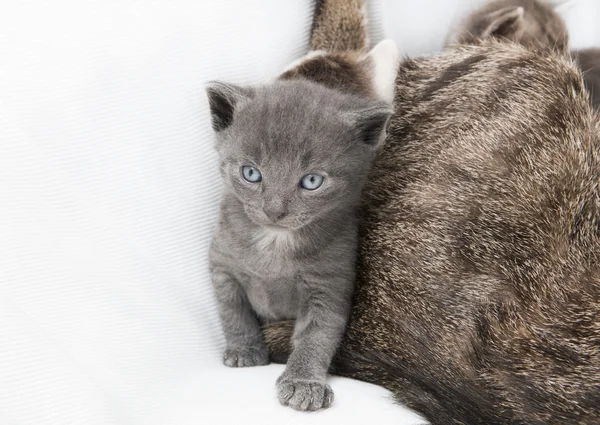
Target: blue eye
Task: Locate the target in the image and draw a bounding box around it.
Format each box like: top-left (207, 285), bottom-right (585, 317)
top-left (241, 165), bottom-right (262, 183)
top-left (300, 173), bottom-right (324, 190)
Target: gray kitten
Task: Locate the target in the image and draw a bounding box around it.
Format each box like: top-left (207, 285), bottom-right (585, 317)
top-left (206, 41), bottom-right (398, 411)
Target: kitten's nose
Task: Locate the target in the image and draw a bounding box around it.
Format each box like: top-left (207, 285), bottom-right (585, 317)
top-left (263, 207), bottom-right (287, 221)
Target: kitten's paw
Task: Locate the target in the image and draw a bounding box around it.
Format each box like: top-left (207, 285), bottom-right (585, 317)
top-left (223, 345), bottom-right (269, 368)
top-left (276, 377), bottom-right (334, 411)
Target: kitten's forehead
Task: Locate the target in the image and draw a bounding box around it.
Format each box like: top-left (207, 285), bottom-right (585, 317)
top-left (232, 80), bottom-right (360, 163)
top-left (247, 80), bottom-right (351, 126)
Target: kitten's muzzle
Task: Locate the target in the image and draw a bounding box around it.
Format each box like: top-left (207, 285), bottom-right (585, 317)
top-left (263, 207), bottom-right (287, 222)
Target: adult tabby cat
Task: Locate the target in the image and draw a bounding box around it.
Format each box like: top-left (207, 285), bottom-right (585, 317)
top-left (263, 1), bottom-right (600, 423)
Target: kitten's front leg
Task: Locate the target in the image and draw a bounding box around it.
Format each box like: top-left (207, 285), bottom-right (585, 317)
top-left (276, 274), bottom-right (352, 411)
top-left (212, 267), bottom-right (269, 367)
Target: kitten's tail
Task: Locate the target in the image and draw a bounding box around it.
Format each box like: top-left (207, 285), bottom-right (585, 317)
top-left (310, 0), bottom-right (369, 53)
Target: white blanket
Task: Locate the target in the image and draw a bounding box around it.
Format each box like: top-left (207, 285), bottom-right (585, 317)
top-left (0, 1), bottom-right (598, 424)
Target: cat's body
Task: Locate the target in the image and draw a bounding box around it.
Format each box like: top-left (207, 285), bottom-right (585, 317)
top-left (207, 54), bottom-right (397, 410)
top-left (263, 2), bottom-right (600, 424)
top-left (211, 178), bottom-right (359, 323)
top-left (343, 44), bottom-right (600, 424)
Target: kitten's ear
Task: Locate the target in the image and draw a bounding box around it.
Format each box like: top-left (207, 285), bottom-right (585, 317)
top-left (350, 104), bottom-right (393, 149)
top-left (361, 39), bottom-right (399, 104)
top-left (481, 6), bottom-right (524, 39)
top-left (205, 81), bottom-right (255, 132)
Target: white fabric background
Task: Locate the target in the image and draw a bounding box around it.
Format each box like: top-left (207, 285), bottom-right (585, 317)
top-left (0, 1), bottom-right (598, 424)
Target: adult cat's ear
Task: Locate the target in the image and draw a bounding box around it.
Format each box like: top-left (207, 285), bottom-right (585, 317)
top-left (361, 39), bottom-right (399, 104)
top-left (205, 81), bottom-right (255, 132)
top-left (350, 104), bottom-right (393, 149)
top-left (481, 6), bottom-right (524, 39)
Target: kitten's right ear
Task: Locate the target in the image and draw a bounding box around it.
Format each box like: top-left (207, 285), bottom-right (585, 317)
top-left (347, 104), bottom-right (393, 149)
top-left (481, 6), bottom-right (524, 39)
top-left (205, 81), bottom-right (255, 132)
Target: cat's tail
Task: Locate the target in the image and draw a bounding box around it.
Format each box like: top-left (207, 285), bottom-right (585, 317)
top-left (264, 320), bottom-right (516, 425)
top-left (263, 321), bottom-right (500, 424)
top-left (280, 1), bottom-right (398, 105)
top-left (310, 0), bottom-right (369, 53)
top-left (262, 320), bottom-right (295, 364)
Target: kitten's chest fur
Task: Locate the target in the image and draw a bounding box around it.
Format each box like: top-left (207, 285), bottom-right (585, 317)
top-left (225, 227), bottom-right (306, 320)
top-left (241, 227), bottom-right (301, 276)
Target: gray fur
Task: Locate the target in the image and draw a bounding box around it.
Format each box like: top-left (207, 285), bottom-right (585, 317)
top-left (207, 79), bottom-right (391, 411)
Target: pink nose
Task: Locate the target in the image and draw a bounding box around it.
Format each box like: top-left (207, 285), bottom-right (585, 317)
top-left (263, 207), bottom-right (287, 221)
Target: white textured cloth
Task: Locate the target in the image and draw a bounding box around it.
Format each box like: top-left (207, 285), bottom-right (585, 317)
top-left (1, 1), bottom-right (598, 424)
top-left (0, 1), bottom-right (424, 424)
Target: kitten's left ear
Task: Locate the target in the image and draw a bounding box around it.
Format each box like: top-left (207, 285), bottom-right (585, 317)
top-left (349, 104), bottom-right (393, 149)
top-left (361, 39), bottom-right (399, 104)
top-left (205, 81), bottom-right (255, 132)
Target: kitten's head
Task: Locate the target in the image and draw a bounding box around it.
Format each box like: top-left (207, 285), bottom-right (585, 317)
top-left (447, 0), bottom-right (568, 52)
top-left (205, 82), bottom-right (392, 230)
top-left (205, 41), bottom-right (398, 231)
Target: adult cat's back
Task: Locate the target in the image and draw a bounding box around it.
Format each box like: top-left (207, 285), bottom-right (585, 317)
top-left (348, 41), bottom-right (600, 424)
top-left (266, 40), bottom-right (600, 424)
